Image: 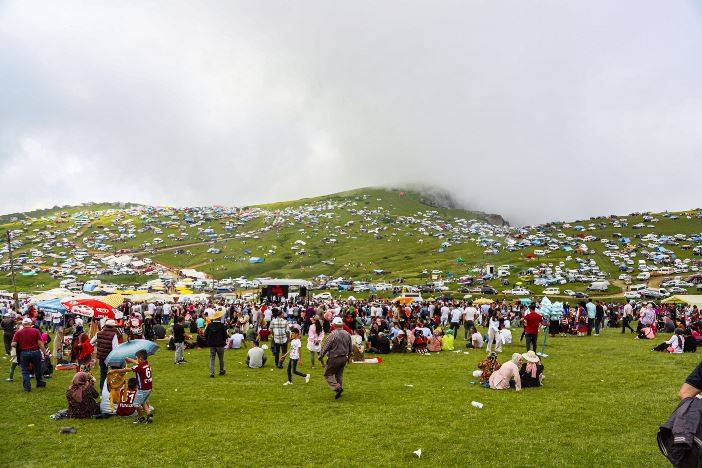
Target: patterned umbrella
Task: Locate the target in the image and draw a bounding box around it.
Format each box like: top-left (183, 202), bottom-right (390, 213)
top-left (61, 298), bottom-right (116, 319)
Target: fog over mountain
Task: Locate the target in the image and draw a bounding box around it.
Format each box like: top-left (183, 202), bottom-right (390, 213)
top-left (2, 1), bottom-right (701, 225)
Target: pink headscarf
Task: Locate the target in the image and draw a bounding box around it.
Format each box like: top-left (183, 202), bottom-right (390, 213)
top-left (525, 362), bottom-right (538, 378)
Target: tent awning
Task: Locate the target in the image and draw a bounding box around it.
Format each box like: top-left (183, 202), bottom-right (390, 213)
top-left (662, 295), bottom-right (702, 307)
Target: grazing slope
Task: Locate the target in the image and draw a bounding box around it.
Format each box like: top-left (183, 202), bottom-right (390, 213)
top-left (1, 188), bottom-right (701, 297)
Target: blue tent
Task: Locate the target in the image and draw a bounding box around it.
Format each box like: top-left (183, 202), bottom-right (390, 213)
top-left (36, 298), bottom-right (68, 314)
top-left (249, 257), bottom-right (264, 264)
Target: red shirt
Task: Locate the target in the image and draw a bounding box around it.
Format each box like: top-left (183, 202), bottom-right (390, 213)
top-left (116, 389), bottom-right (138, 416)
top-left (524, 312), bottom-right (543, 335)
top-left (132, 361), bottom-right (153, 390)
top-left (12, 327), bottom-right (41, 352)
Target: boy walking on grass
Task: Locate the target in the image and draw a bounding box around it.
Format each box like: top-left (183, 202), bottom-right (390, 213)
top-left (279, 329), bottom-right (310, 386)
top-left (112, 350), bottom-right (153, 424)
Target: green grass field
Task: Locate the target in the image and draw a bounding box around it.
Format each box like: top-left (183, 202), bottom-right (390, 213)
top-left (0, 326), bottom-right (697, 467)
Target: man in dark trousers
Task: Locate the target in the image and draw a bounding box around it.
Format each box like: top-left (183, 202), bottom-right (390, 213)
top-left (522, 304), bottom-right (542, 353)
top-left (91, 319), bottom-right (120, 390)
top-left (12, 317), bottom-right (46, 392)
top-left (320, 317), bottom-right (352, 399)
top-left (205, 314), bottom-right (227, 378)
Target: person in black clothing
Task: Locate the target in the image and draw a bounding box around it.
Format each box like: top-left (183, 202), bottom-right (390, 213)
top-left (205, 318), bottom-right (227, 378)
top-left (594, 301), bottom-right (605, 335)
top-left (173, 316), bottom-right (187, 364)
top-left (2, 314), bottom-right (16, 355)
top-left (678, 362), bottom-right (702, 399)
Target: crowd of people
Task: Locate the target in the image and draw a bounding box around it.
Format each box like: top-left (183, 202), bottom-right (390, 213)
top-left (1, 293), bottom-right (700, 423)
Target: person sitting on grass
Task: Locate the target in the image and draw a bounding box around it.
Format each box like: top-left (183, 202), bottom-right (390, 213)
top-left (226, 328), bottom-right (247, 350)
top-left (637, 325), bottom-right (656, 340)
top-left (683, 328), bottom-right (698, 353)
top-left (428, 329), bottom-right (443, 352)
top-left (412, 329), bottom-right (428, 354)
top-left (66, 372), bottom-right (100, 418)
top-left (652, 328), bottom-right (685, 354)
top-left (472, 352), bottom-right (500, 385)
top-left (246, 340), bottom-right (267, 368)
top-left (519, 351), bottom-right (544, 388)
top-left (392, 330), bottom-right (408, 353)
top-left (488, 353), bottom-right (522, 391)
top-left (368, 331), bottom-right (391, 354)
top-left (441, 328), bottom-right (455, 351)
top-left (351, 328), bottom-right (365, 362)
top-left (466, 326), bottom-right (484, 349)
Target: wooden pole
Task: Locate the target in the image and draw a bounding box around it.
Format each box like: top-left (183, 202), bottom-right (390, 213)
top-left (6, 231), bottom-right (19, 312)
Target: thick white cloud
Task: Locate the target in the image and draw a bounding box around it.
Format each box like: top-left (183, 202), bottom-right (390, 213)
top-left (1, 0), bottom-right (701, 224)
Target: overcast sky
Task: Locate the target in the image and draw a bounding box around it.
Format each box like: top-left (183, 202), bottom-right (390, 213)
top-left (1, 1), bottom-right (701, 225)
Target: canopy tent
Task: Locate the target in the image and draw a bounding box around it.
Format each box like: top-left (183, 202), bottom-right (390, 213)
top-left (128, 293), bottom-right (177, 304)
top-left (99, 294), bottom-right (129, 307)
top-left (30, 288), bottom-right (75, 303)
top-left (662, 295), bottom-right (702, 307)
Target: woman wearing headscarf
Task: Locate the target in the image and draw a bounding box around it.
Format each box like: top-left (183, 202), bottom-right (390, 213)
top-left (488, 353), bottom-right (522, 391)
top-left (66, 372), bottom-right (100, 418)
top-left (519, 350), bottom-right (544, 387)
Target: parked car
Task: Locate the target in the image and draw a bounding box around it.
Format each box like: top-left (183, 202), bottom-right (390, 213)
top-left (542, 287), bottom-right (560, 295)
top-left (624, 291), bottom-right (641, 299)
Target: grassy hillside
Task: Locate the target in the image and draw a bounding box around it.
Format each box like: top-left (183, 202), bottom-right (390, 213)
top-left (1, 188), bottom-right (701, 297)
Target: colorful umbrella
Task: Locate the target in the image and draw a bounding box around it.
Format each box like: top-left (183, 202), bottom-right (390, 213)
top-left (104, 339), bottom-right (159, 367)
top-left (36, 298), bottom-right (68, 314)
top-left (473, 298), bottom-right (494, 305)
top-left (61, 298), bottom-right (116, 319)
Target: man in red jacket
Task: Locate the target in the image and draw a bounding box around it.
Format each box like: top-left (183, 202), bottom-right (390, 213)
top-left (522, 304), bottom-right (542, 353)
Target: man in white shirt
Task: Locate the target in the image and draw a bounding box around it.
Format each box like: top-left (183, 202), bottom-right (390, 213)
top-left (469, 329), bottom-right (484, 349)
top-left (227, 329), bottom-right (246, 349)
top-left (450, 306), bottom-right (463, 338)
top-left (463, 303), bottom-right (479, 340)
top-left (440, 304), bottom-right (450, 326)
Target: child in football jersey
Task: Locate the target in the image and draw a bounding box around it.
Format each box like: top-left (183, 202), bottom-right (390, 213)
top-left (113, 350), bottom-right (153, 424)
top-left (278, 329), bottom-right (310, 386)
top-left (116, 378), bottom-right (139, 417)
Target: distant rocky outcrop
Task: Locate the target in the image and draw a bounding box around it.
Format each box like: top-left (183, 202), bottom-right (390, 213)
top-left (400, 185), bottom-right (510, 226)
